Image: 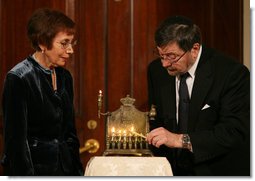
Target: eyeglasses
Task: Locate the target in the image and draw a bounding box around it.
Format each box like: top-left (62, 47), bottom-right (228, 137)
top-left (155, 49), bottom-right (187, 64)
top-left (57, 40), bottom-right (77, 49)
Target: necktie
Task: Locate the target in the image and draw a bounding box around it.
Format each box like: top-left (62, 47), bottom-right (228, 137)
top-left (178, 72), bottom-right (190, 133)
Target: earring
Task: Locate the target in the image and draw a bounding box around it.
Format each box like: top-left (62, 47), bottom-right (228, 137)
top-left (41, 50), bottom-right (45, 54)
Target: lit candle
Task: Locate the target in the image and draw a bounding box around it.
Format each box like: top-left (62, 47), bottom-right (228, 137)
top-left (128, 128), bottom-right (133, 149)
top-left (111, 127), bottom-right (115, 134)
top-left (118, 130), bottom-right (122, 141)
top-left (123, 130), bottom-right (127, 140)
top-left (97, 90), bottom-right (103, 118)
top-left (123, 130), bottom-right (127, 149)
top-left (129, 126), bottom-right (134, 137)
top-left (110, 127), bottom-right (116, 149)
top-left (98, 90), bottom-right (103, 101)
top-left (130, 126), bottom-right (134, 133)
top-left (111, 127), bottom-right (115, 141)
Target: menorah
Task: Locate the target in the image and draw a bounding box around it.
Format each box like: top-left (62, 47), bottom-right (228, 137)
top-left (97, 90), bottom-right (156, 156)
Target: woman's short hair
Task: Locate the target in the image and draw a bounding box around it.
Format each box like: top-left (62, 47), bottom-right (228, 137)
top-left (27, 8), bottom-right (75, 51)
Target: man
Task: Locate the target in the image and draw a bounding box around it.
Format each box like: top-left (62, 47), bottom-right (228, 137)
top-left (146, 16), bottom-right (250, 176)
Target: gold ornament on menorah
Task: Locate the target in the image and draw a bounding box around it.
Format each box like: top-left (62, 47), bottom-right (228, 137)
top-left (97, 90), bottom-right (156, 156)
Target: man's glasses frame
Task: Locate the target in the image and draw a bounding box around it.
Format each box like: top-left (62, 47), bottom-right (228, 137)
top-left (155, 48), bottom-right (187, 64)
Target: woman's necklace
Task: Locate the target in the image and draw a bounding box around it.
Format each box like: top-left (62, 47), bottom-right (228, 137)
top-left (33, 53), bottom-right (57, 91)
top-left (51, 68), bottom-right (57, 91)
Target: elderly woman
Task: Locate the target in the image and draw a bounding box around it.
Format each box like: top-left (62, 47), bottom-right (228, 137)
top-left (1, 8), bottom-right (84, 176)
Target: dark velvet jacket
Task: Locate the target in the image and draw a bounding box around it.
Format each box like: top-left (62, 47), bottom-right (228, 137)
top-left (1, 56), bottom-right (84, 175)
top-left (147, 46), bottom-right (250, 176)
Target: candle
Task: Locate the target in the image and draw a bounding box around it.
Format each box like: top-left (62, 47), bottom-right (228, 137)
top-left (129, 126), bottom-right (134, 137)
top-left (134, 134), bottom-right (137, 149)
top-left (97, 90), bottom-right (103, 118)
top-left (130, 126), bottom-right (134, 133)
top-left (115, 130), bottom-right (121, 149)
top-left (123, 130), bottom-right (127, 149)
top-left (139, 133), bottom-right (143, 149)
top-left (123, 130), bottom-right (127, 140)
top-left (111, 127), bottom-right (115, 134)
top-left (118, 130), bottom-right (122, 141)
top-left (111, 127), bottom-right (116, 149)
top-left (98, 90), bottom-right (103, 101)
top-left (128, 128), bottom-right (133, 149)
top-left (111, 127), bottom-right (115, 141)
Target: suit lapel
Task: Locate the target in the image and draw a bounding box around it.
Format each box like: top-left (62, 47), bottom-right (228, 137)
top-left (189, 48), bottom-right (214, 131)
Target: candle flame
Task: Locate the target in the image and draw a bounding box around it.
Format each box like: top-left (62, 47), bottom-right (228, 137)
top-left (130, 126), bottom-right (134, 132)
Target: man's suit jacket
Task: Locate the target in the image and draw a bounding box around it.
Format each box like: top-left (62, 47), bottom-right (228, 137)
top-left (147, 46), bottom-right (250, 176)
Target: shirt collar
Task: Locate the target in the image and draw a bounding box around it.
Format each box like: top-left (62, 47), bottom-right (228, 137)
top-left (187, 45), bottom-right (202, 78)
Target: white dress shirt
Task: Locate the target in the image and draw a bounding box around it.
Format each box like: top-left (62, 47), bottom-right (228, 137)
top-left (176, 46), bottom-right (202, 123)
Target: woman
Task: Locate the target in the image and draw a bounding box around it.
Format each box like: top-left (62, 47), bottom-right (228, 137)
top-left (1, 8), bottom-right (84, 175)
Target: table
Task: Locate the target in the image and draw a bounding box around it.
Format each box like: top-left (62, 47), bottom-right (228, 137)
top-left (84, 156), bottom-right (173, 176)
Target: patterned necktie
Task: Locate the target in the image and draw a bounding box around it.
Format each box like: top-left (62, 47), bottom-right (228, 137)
top-left (178, 72), bottom-right (190, 133)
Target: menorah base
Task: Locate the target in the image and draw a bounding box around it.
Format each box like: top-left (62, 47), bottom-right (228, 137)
top-left (103, 149), bottom-right (153, 157)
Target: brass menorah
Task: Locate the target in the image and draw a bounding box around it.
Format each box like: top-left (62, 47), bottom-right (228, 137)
top-left (97, 90), bottom-right (156, 156)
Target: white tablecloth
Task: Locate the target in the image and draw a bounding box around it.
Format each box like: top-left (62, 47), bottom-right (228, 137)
top-left (84, 156), bottom-right (173, 176)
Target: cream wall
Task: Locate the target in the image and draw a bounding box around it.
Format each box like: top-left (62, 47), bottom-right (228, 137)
top-left (244, 0), bottom-right (250, 69)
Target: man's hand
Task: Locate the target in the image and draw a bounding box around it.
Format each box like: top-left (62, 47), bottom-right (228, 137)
top-left (146, 127), bottom-right (182, 148)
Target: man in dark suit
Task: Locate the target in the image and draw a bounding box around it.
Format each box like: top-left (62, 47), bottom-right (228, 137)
top-left (146, 16), bottom-right (250, 176)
